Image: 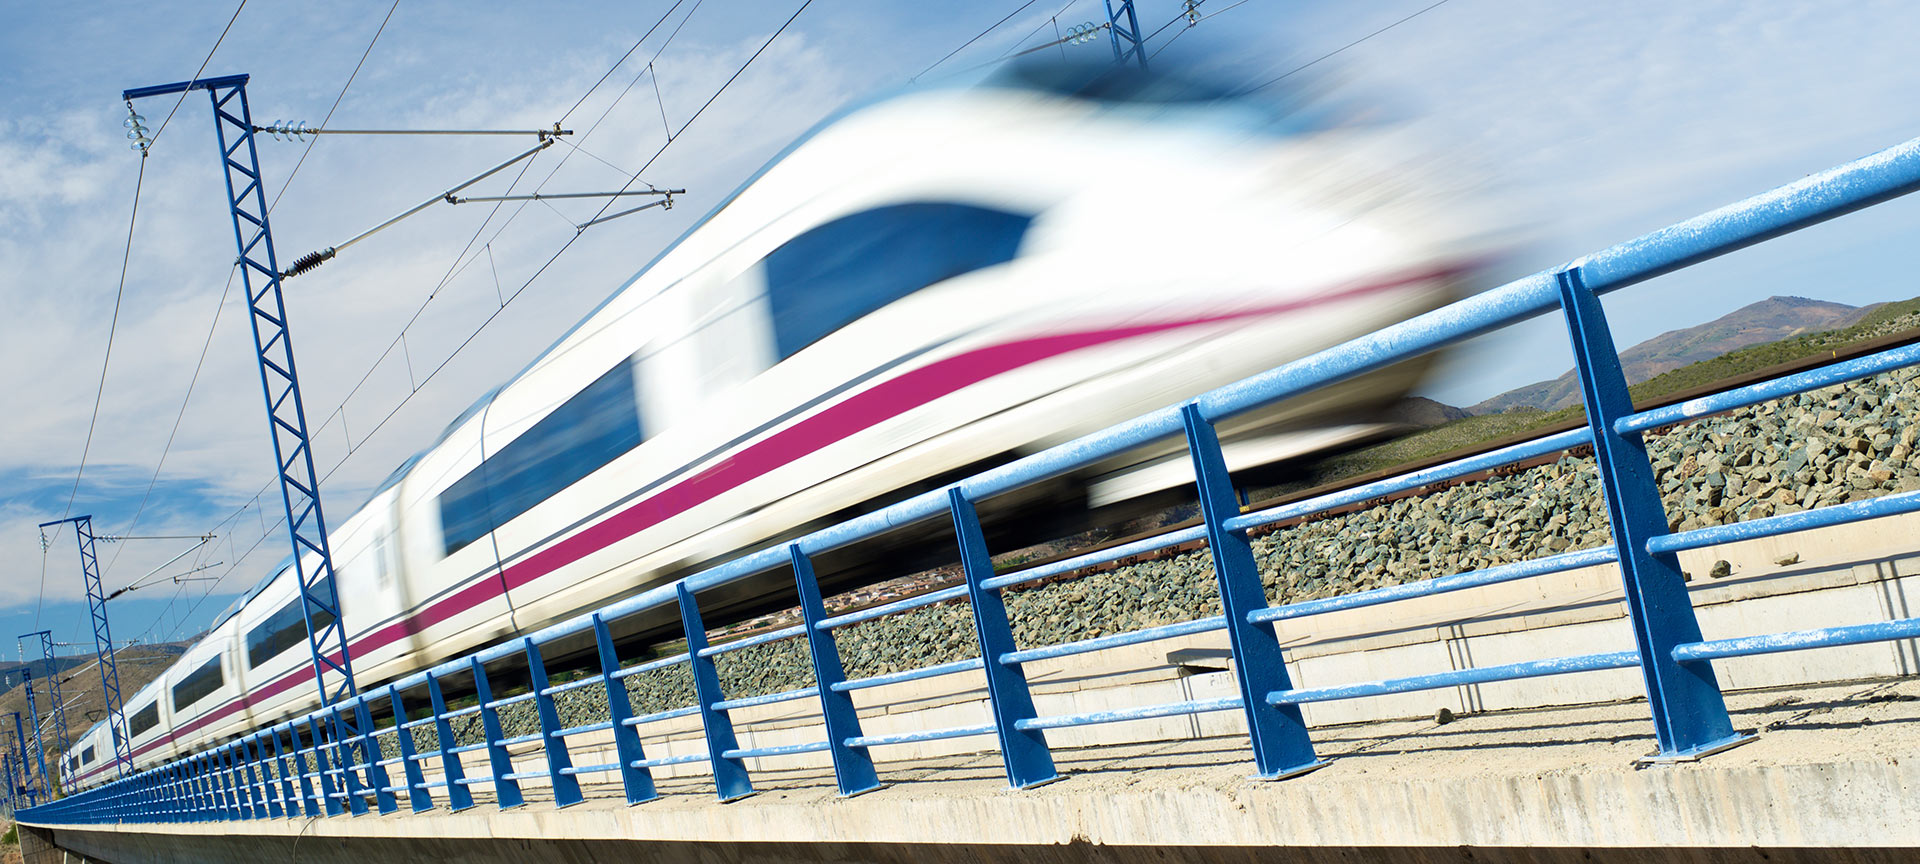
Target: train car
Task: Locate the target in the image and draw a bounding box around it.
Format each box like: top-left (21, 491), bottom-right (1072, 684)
top-left (65, 64), bottom-right (1495, 787)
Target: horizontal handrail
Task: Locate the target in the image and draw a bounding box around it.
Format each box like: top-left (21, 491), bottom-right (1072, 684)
top-left (816, 585), bottom-right (969, 631)
top-left (1617, 340), bottom-right (1920, 434)
top-left (1001, 616), bottom-right (1226, 665)
top-left (1248, 545), bottom-right (1619, 624)
top-left (1228, 428), bottom-right (1595, 534)
top-left (1673, 616), bottom-right (1920, 663)
top-left (979, 525), bottom-right (1211, 592)
top-left (830, 657), bottom-right (984, 693)
top-left (1648, 488), bottom-right (1920, 555)
top-left (1015, 697), bottom-right (1243, 731)
top-left (697, 624), bottom-right (805, 658)
top-left (711, 685), bottom-right (818, 712)
top-left (1268, 651), bottom-right (1642, 705)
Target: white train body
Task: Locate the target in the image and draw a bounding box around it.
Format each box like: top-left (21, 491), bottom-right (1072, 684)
top-left (65, 70), bottom-right (1487, 787)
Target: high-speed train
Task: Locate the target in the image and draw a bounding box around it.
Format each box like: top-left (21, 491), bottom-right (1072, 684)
top-left (64, 64), bottom-right (1493, 788)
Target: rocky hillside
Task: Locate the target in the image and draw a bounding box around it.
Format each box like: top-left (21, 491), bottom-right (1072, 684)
top-left (1470, 295), bottom-right (1871, 414)
top-left (0, 644), bottom-right (185, 775)
top-left (0, 657), bottom-right (94, 695)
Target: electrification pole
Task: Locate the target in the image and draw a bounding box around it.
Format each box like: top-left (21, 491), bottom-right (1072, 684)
top-left (1105, 0), bottom-right (1148, 68)
top-left (36, 515), bottom-right (130, 779)
top-left (1, 749), bottom-right (14, 814)
top-left (19, 670), bottom-right (49, 799)
top-left (121, 73), bottom-right (390, 815)
top-left (6, 713), bottom-right (34, 808)
top-left (21, 630), bottom-right (71, 791)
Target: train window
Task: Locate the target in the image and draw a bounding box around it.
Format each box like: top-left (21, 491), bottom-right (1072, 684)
top-left (763, 202), bottom-right (1033, 360)
top-left (439, 360), bottom-right (644, 555)
top-left (246, 575), bottom-right (339, 669)
top-left (82, 745), bottom-right (95, 764)
top-left (171, 656), bottom-right (225, 712)
top-left (128, 702), bottom-right (160, 738)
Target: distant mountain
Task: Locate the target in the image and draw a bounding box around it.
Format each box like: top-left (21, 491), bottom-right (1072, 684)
top-left (1386, 396), bottom-right (1472, 427)
top-left (1470, 296), bottom-right (1873, 414)
top-left (0, 656), bottom-right (96, 695)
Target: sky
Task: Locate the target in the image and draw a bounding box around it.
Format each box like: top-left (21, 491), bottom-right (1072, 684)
top-left (4, 0), bottom-right (1920, 659)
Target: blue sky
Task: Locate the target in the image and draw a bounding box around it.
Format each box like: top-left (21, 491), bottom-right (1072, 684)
top-left (4, 0), bottom-right (1920, 658)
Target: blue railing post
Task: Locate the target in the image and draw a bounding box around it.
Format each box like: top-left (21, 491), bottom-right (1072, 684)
top-left (190, 753), bottom-right (208, 819)
top-left (255, 734), bottom-right (279, 818)
top-left (948, 488), bottom-right (1058, 789)
top-left (270, 726), bottom-right (304, 818)
top-left (386, 686), bottom-right (433, 812)
top-left (350, 698), bottom-right (398, 814)
top-left (790, 544), bottom-right (881, 796)
top-left (260, 734), bottom-right (283, 818)
top-left (1181, 403), bottom-right (1326, 778)
top-left (591, 612), bottom-right (657, 804)
top-left (326, 707), bottom-right (368, 816)
top-left (216, 745), bottom-right (240, 819)
top-left (676, 583), bottom-right (754, 801)
top-left (237, 742), bottom-right (260, 818)
top-left (307, 716), bottom-right (344, 817)
top-left (287, 720), bottom-right (321, 817)
top-left (524, 639), bottom-right (584, 807)
top-left (227, 742), bottom-right (248, 819)
top-left (426, 672), bottom-right (475, 811)
top-left (163, 763), bottom-right (180, 821)
top-left (1556, 266), bottom-right (1749, 760)
top-left (246, 735), bottom-right (279, 818)
top-left (204, 746), bottom-right (225, 819)
top-left (470, 656), bottom-right (525, 809)
top-left (188, 754), bottom-right (207, 820)
top-left (173, 762), bottom-right (188, 821)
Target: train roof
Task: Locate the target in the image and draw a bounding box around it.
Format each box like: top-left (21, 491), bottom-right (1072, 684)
top-left (211, 554), bottom-right (295, 631)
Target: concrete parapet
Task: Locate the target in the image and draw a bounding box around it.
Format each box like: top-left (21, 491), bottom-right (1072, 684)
top-left (23, 677), bottom-right (1920, 861)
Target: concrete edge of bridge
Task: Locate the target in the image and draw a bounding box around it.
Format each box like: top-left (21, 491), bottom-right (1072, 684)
top-left (19, 675), bottom-right (1920, 863)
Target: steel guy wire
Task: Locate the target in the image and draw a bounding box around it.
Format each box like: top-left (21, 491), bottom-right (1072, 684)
top-left (139, 0), bottom-right (248, 154)
top-left (42, 0), bottom-right (241, 639)
top-left (37, 154), bottom-right (145, 634)
top-left (265, 0), bottom-right (401, 216)
top-left (915, 0), bottom-right (1041, 81)
top-left (1139, 0), bottom-right (1206, 45)
top-left (1242, 0), bottom-right (1455, 93)
top-left (997, 0), bottom-right (1082, 62)
top-left (557, 0), bottom-right (689, 124)
top-left (100, 263), bottom-right (240, 580)
top-left (1147, 0), bottom-right (1249, 60)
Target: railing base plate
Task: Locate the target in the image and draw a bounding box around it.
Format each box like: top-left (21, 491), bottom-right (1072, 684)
top-left (1634, 731), bottom-right (1757, 765)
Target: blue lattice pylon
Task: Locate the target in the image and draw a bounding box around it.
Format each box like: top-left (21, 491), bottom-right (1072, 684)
top-left (6, 713), bottom-right (34, 808)
top-left (20, 670), bottom-right (49, 799)
top-left (37, 515), bottom-right (130, 779)
top-left (122, 73), bottom-right (379, 812)
top-left (1104, 0), bottom-right (1147, 68)
top-left (21, 631), bottom-right (71, 791)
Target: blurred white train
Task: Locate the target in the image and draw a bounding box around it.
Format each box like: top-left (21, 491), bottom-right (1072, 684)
top-left (64, 64), bottom-right (1492, 787)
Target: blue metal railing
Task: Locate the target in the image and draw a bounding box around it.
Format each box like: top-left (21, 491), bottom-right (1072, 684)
top-left (22, 132), bottom-right (1920, 824)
